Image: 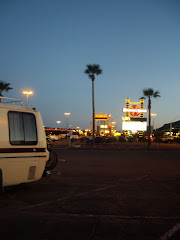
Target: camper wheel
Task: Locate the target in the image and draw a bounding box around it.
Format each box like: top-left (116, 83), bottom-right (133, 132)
top-left (0, 169), bottom-right (4, 193)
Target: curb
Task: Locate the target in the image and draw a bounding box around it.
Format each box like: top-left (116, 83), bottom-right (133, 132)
top-left (68, 147), bottom-right (180, 151)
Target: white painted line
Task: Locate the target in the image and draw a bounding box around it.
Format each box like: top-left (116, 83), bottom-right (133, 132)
top-left (91, 185), bottom-right (118, 192)
top-left (16, 174), bottom-right (149, 211)
top-left (49, 213), bottom-right (180, 221)
top-left (160, 222), bottom-right (180, 240)
top-left (59, 159), bottom-right (66, 162)
top-left (136, 174), bottom-right (149, 180)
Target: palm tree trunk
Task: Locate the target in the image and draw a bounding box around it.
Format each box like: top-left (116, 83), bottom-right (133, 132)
top-left (92, 80), bottom-right (95, 141)
top-left (148, 97), bottom-right (151, 148)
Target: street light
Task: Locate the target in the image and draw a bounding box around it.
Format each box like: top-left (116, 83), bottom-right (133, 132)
top-left (64, 113), bottom-right (70, 129)
top-left (56, 121), bottom-right (61, 128)
top-left (23, 91), bottom-right (33, 106)
top-left (151, 113), bottom-right (156, 131)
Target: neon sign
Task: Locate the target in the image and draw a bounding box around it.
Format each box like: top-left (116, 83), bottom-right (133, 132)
top-left (130, 105), bottom-right (140, 117)
top-left (122, 108), bottom-right (147, 113)
top-left (95, 112), bottom-right (109, 121)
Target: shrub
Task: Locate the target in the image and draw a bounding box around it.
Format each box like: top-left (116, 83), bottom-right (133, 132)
top-left (118, 136), bottom-right (127, 143)
top-left (128, 136), bottom-right (138, 142)
top-left (106, 137), bottom-right (117, 143)
top-left (95, 137), bottom-right (106, 143)
top-left (80, 137), bottom-right (88, 142)
top-left (174, 137), bottom-right (180, 144)
top-left (154, 137), bottom-right (163, 143)
top-left (71, 138), bottom-right (77, 143)
top-left (138, 137), bottom-right (147, 142)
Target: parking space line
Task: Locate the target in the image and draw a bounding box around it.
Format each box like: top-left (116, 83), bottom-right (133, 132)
top-left (16, 174), bottom-right (149, 212)
top-left (160, 222), bottom-right (180, 240)
top-left (136, 174), bottom-right (149, 180)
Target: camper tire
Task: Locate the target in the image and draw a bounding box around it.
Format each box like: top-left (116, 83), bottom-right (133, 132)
top-left (0, 169), bottom-right (4, 193)
top-left (45, 149), bottom-right (58, 171)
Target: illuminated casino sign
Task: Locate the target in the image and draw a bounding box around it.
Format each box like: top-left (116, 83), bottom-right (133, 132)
top-left (95, 112), bottom-right (109, 121)
top-left (129, 105), bottom-right (140, 117)
top-left (122, 98), bottom-right (147, 134)
top-left (122, 107), bottom-right (147, 115)
top-left (122, 121), bottom-right (147, 131)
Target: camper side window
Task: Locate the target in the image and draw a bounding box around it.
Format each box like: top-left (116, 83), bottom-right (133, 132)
top-left (8, 111), bottom-right (38, 145)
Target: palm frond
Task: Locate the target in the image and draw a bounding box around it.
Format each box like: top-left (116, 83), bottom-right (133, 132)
top-left (143, 88), bottom-right (154, 97)
top-left (142, 88), bottom-right (160, 99)
top-left (0, 81), bottom-right (13, 93)
top-left (84, 64), bottom-right (102, 76)
top-left (153, 90), bottom-right (160, 98)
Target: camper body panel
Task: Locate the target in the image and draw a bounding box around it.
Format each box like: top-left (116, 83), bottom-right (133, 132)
top-left (0, 103), bottom-right (49, 187)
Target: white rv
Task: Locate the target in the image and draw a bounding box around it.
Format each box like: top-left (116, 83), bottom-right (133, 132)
top-left (0, 97), bottom-right (49, 190)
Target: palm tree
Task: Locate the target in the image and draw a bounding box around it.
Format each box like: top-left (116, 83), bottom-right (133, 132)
top-left (141, 88), bottom-right (160, 148)
top-left (84, 64), bottom-right (102, 141)
top-left (0, 81), bottom-right (13, 102)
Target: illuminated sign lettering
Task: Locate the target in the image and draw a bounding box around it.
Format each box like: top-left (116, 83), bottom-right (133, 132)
top-left (95, 112), bottom-right (109, 121)
top-left (122, 117), bottom-right (130, 121)
top-left (122, 108), bottom-right (147, 113)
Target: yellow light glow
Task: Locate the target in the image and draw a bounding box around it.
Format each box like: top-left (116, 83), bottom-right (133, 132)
top-left (23, 91), bottom-right (33, 95)
top-left (129, 101), bottom-right (140, 104)
top-left (95, 112), bottom-right (109, 121)
top-left (114, 132), bottom-right (121, 136)
top-left (100, 125), bottom-right (108, 128)
top-left (122, 117), bottom-right (130, 121)
top-left (23, 90), bottom-right (33, 106)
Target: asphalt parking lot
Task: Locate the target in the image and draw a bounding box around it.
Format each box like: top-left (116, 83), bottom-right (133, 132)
top-left (1, 149), bottom-right (180, 240)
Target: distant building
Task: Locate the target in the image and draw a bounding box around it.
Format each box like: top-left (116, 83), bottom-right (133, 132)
top-left (94, 112), bottom-right (114, 136)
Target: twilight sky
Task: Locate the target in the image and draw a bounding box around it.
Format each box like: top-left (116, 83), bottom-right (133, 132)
top-left (1, 0), bottom-right (180, 130)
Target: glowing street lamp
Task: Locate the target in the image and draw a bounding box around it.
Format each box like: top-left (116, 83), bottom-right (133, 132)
top-left (56, 121), bottom-right (61, 128)
top-left (64, 112), bottom-right (70, 129)
top-left (23, 91), bottom-right (33, 106)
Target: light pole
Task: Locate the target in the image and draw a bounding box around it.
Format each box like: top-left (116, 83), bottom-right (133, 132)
top-left (56, 121), bottom-right (61, 128)
top-left (23, 91), bottom-right (33, 106)
top-left (64, 113), bottom-right (70, 129)
top-left (151, 113), bottom-right (156, 131)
